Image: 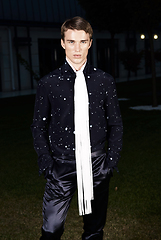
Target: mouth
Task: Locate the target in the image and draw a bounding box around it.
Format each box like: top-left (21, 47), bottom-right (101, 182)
top-left (73, 54), bottom-right (81, 58)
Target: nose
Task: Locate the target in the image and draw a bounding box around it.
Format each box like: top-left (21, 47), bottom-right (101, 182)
top-left (75, 42), bottom-right (81, 52)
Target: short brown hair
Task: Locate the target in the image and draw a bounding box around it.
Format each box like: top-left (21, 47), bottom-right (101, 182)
top-left (61, 16), bottom-right (93, 41)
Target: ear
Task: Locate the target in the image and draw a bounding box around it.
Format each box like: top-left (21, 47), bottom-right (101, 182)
top-left (61, 39), bottom-right (65, 49)
top-left (88, 39), bottom-right (93, 49)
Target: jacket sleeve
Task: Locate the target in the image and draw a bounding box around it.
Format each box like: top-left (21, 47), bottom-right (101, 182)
top-left (105, 75), bottom-right (123, 172)
top-left (31, 80), bottom-right (53, 175)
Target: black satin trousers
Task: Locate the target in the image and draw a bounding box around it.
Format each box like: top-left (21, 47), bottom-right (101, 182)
top-left (40, 151), bottom-right (111, 240)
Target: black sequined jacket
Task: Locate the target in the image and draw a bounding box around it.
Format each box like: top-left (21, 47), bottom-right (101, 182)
top-left (31, 61), bottom-right (123, 175)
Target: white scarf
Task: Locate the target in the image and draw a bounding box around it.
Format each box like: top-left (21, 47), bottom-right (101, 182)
top-left (67, 59), bottom-right (93, 215)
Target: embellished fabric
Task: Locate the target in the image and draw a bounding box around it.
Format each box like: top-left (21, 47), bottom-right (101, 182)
top-left (31, 60), bottom-right (123, 179)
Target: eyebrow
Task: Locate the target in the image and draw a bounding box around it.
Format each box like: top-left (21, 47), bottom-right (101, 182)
top-left (66, 39), bottom-right (89, 42)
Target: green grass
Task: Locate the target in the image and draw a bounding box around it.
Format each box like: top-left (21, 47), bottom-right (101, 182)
top-left (0, 79), bottom-right (161, 239)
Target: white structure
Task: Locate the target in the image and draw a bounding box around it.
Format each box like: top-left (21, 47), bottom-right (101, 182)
top-left (0, 0), bottom-right (161, 95)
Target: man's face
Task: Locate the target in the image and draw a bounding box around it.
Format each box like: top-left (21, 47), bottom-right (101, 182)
top-left (61, 29), bottom-right (92, 71)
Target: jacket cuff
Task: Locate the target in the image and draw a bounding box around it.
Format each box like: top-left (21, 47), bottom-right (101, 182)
top-left (38, 154), bottom-right (53, 176)
top-left (107, 153), bottom-right (120, 173)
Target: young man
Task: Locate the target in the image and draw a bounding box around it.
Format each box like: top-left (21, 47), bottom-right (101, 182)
top-left (31, 16), bottom-right (123, 240)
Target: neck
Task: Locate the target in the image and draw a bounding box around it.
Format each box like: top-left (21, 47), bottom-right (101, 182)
top-left (66, 58), bottom-right (87, 71)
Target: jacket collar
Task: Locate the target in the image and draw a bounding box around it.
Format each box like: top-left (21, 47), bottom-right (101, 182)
top-left (61, 60), bottom-right (92, 76)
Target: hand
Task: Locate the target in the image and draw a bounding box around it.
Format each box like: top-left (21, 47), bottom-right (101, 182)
top-left (107, 168), bottom-right (113, 177)
top-left (44, 167), bottom-right (52, 179)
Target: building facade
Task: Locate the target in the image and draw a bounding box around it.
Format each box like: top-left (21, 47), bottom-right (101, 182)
top-left (0, 0), bottom-right (161, 94)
